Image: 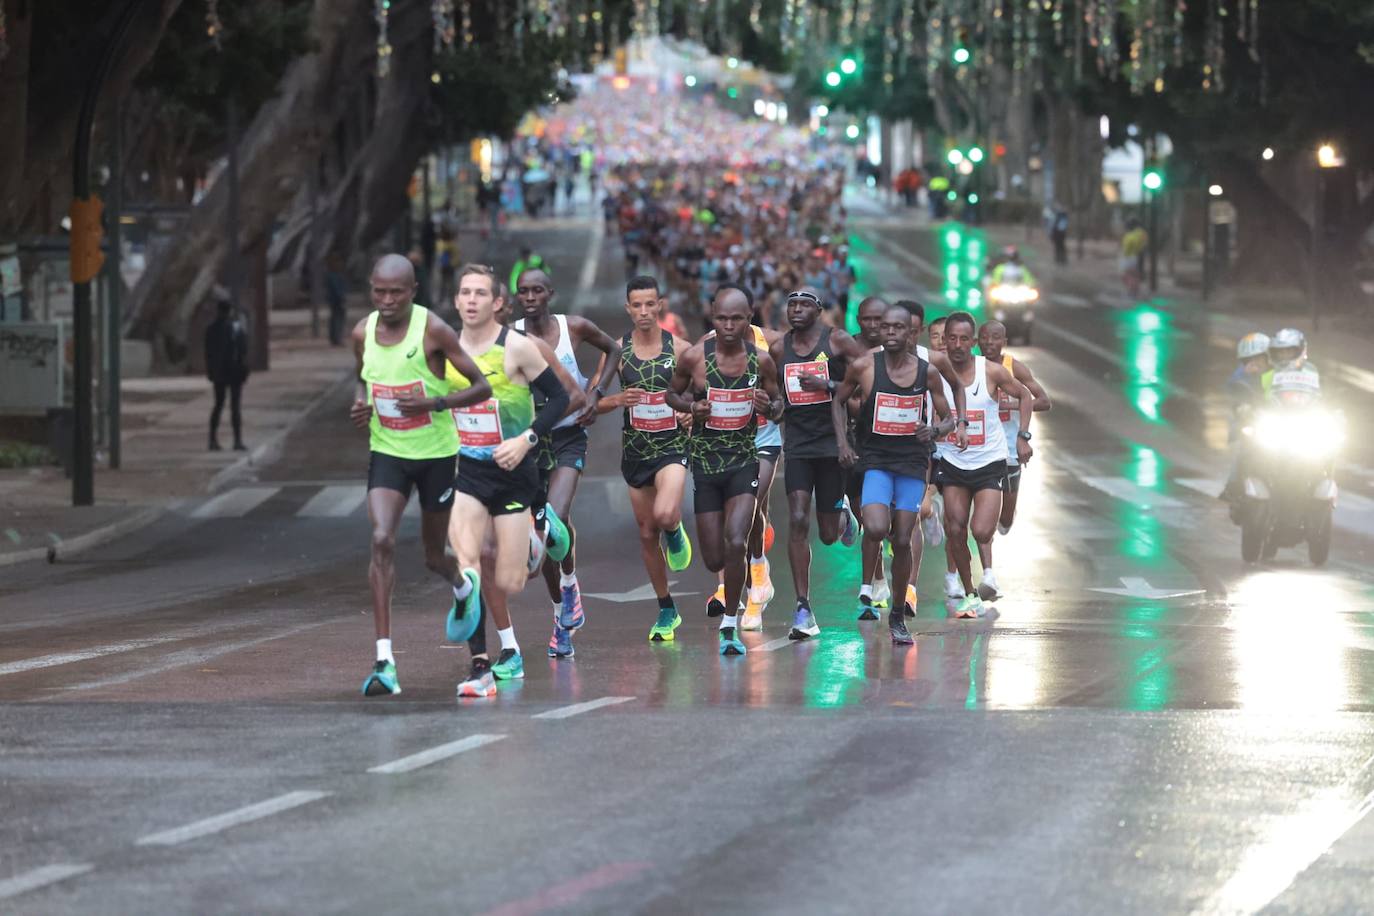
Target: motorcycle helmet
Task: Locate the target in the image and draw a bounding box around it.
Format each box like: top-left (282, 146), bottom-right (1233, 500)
top-left (1002, 245), bottom-right (1021, 261)
top-left (1270, 327), bottom-right (1306, 364)
top-left (1236, 332), bottom-right (1270, 361)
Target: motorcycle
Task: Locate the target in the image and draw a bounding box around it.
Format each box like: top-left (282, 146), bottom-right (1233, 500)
top-left (987, 280), bottom-right (1038, 345)
top-left (1235, 405), bottom-right (1343, 566)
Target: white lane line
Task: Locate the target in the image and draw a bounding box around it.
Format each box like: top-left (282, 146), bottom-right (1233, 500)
top-left (571, 215), bottom-right (606, 315)
top-left (190, 486), bottom-right (279, 519)
top-left (366, 734), bottom-right (506, 774)
top-left (1175, 477), bottom-right (1225, 498)
top-left (532, 696), bottom-right (634, 719)
top-left (1, 636), bottom-right (184, 677)
top-left (1035, 320), bottom-right (1203, 400)
top-left (756, 636), bottom-right (798, 652)
top-left (0, 863), bottom-right (94, 901)
top-left (297, 484), bottom-right (367, 518)
top-left (1050, 292), bottom-right (1091, 308)
top-left (1080, 476), bottom-right (1187, 509)
top-left (135, 790), bottom-right (330, 847)
top-left (1195, 763), bottom-right (1374, 916)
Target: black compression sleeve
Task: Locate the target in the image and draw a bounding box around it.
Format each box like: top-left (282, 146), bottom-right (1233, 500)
top-left (528, 366), bottom-right (571, 438)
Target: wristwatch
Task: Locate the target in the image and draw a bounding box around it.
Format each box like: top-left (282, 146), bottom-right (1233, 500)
top-left (431, 396), bottom-right (445, 413)
top-left (956, 417), bottom-right (971, 427)
top-left (592, 385), bottom-right (606, 398)
top-left (1018, 430), bottom-right (1033, 441)
top-left (826, 379), bottom-right (838, 394)
top-left (523, 429), bottom-right (539, 446)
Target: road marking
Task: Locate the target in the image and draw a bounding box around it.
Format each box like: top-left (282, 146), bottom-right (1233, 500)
top-left (756, 635), bottom-right (798, 652)
top-left (1088, 576), bottom-right (1205, 600)
top-left (135, 790), bottom-right (330, 846)
top-left (1194, 760), bottom-right (1374, 916)
top-left (1050, 292), bottom-right (1091, 308)
top-left (1079, 476), bottom-right (1187, 509)
top-left (366, 734), bottom-right (506, 774)
top-left (584, 582), bottom-right (697, 603)
top-left (190, 486), bottom-right (279, 518)
top-left (1035, 320), bottom-right (1203, 401)
top-left (0, 635), bottom-right (186, 677)
top-left (0, 863), bottom-right (94, 901)
top-left (297, 484), bottom-right (367, 518)
top-left (481, 861), bottom-right (652, 916)
top-left (532, 696), bottom-right (634, 719)
top-left (571, 214), bottom-right (605, 315)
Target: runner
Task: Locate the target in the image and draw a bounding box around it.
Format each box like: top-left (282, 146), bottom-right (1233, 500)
top-left (934, 312), bottom-right (1033, 618)
top-left (444, 264), bottom-right (571, 697)
top-left (928, 317), bottom-right (947, 353)
top-left (351, 254), bottom-right (491, 697)
top-left (846, 296), bottom-right (891, 617)
top-left (769, 287), bottom-right (866, 639)
top-left (893, 299), bottom-right (944, 618)
top-left (742, 319), bottom-right (784, 630)
top-left (595, 275), bottom-right (695, 641)
top-left (833, 304), bottom-right (954, 644)
top-left (511, 267), bottom-right (620, 658)
top-left (977, 320), bottom-right (1052, 536)
top-left (667, 285), bottom-right (784, 655)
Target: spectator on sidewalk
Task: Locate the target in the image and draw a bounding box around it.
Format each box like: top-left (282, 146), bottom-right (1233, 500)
top-left (205, 293), bottom-right (251, 452)
top-left (1121, 219), bottom-right (1149, 297)
top-left (325, 254), bottom-right (347, 346)
top-left (1049, 205), bottom-right (1070, 265)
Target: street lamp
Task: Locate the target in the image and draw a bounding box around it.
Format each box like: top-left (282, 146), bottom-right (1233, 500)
top-left (684, 74), bottom-right (697, 87)
top-left (1208, 184), bottom-right (1224, 197)
top-left (1261, 147), bottom-right (1275, 161)
top-left (1317, 143), bottom-right (1343, 168)
top-left (1312, 143), bottom-right (1344, 329)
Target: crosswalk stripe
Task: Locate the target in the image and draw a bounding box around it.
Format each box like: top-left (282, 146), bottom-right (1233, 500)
top-left (191, 486), bottom-right (279, 519)
top-left (0, 863), bottom-right (94, 901)
top-left (1175, 477), bottom-right (1224, 498)
top-left (297, 485), bottom-right (368, 518)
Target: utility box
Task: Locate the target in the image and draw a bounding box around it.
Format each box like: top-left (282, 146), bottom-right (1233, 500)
top-left (0, 321), bottom-right (66, 410)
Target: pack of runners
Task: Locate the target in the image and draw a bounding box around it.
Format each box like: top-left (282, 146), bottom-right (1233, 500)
top-left (353, 251), bottom-right (1051, 697)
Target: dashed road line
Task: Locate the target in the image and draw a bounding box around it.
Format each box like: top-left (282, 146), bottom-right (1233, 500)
top-left (366, 734), bottom-right (506, 774)
top-left (136, 790), bottom-right (331, 847)
top-left (191, 486), bottom-right (279, 519)
top-left (532, 696), bottom-right (635, 719)
top-left (756, 635), bottom-right (799, 652)
top-left (297, 484), bottom-right (368, 518)
top-left (0, 863), bottom-right (94, 902)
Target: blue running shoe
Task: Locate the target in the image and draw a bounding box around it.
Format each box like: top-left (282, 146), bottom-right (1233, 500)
top-left (839, 496), bottom-right (860, 547)
top-left (362, 660), bottom-right (401, 696)
top-left (719, 626), bottom-right (747, 656)
top-left (491, 648), bottom-right (525, 680)
top-left (547, 624), bottom-right (574, 658)
top-left (789, 606), bottom-right (820, 640)
top-left (543, 504), bottom-right (571, 563)
top-left (857, 595), bottom-right (879, 621)
top-left (558, 580), bottom-right (586, 630)
top-left (445, 569), bottom-right (482, 642)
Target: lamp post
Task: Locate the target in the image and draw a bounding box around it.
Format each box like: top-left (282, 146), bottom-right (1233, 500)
top-left (1313, 143), bottom-right (1344, 330)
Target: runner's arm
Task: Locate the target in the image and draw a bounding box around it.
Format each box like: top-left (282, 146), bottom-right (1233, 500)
top-left (928, 351), bottom-right (970, 450)
top-left (832, 358), bottom-right (867, 468)
top-left (1012, 359), bottom-right (1052, 412)
top-left (665, 346), bottom-right (703, 417)
top-left (526, 335), bottom-right (585, 419)
top-left (421, 318), bottom-right (490, 413)
top-left (988, 360), bottom-right (1034, 464)
top-left (756, 352), bottom-right (785, 422)
top-left (928, 384), bottom-right (955, 438)
top-left (569, 315), bottom-right (620, 424)
top-left (349, 319), bottom-right (371, 428)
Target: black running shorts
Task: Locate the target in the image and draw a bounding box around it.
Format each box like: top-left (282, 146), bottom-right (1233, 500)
top-left (367, 451), bottom-right (456, 513)
top-left (455, 455), bottom-right (540, 516)
top-left (538, 425), bottom-right (589, 476)
top-left (693, 462), bottom-right (760, 514)
top-left (784, 455), bottom-right (847, 514)
top-left (622, 453), bottom-right (689, 489)
top-left (1004, 464), bottom-right (1022, 494)
top-left (934, 459), bottom-right (1008, 494)
top-left (756, 445), bottom-right (782, 464)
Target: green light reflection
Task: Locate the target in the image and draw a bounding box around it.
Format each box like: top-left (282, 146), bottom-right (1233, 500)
top-left (803, 629), bottom-right (867, 708)
top-left (1120, 304), bottom-right (1172, 424)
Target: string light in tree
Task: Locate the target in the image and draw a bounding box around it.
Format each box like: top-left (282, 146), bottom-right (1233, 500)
top-left (460, 0), bottom-right (472, 45)
top-left (431, 0), bottom-right (456, 51)
top-left (374, 0), bottom-right (392, 78)
top-left (206, 0), bottom-right (224, 51)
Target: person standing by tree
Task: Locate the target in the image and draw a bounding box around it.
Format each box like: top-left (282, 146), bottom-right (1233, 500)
top-left (205, 293), bottom-right (251, 451)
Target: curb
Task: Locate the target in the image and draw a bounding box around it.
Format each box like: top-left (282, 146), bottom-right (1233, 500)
top-left (0, 505), bottom-right (165, 569)
top-left (206, 368), bottom-right (354, 494)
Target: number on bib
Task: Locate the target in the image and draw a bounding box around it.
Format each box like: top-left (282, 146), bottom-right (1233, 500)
top-left (629, 391), bottom-right (677, 432)
top-left (706, 387), bottom-right (755, 431)
top-left (371, 381), bottom-right (433, 431)
top-left (454, 399), bottom-right (503, 447)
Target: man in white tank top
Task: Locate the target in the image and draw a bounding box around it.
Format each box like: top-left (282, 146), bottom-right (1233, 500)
top-left (933, 312), bottom-right (1034, 618)
top-left (977, 320), bottom-right (1052, 539)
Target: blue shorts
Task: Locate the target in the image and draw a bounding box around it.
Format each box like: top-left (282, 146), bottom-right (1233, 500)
top-left (860, 469), bottom-right (926, 513)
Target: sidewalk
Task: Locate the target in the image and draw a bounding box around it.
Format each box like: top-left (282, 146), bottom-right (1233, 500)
top-left (0, 304), bottom-right (361, 567)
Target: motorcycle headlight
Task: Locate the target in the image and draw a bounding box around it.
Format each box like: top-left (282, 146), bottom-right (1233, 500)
top-left (1252, 411), bottom-right (1287, 450)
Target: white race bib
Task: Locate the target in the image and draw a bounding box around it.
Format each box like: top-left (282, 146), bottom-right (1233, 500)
top-left (453, 399), bottom-right (503, 447)
top-left (630, 391), bottom-right (677, 433)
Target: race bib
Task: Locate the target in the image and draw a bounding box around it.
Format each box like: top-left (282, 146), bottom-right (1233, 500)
top-left (706, 387), bottom-right (755, 431)
top-left (630, 391), bottom-right (677, 433)
top-left (944, 408), bottom-right (986, 446)
top-left (872, 393), bottom-right (921, 435)
top-left (784, 360), bottom-right (831, 405)
top-left (998, 391), bottom-right (1020, 423)
top-left (453, 399), bottom-right (503, 447)
top-left (371, 381), bottom-right (432, 431)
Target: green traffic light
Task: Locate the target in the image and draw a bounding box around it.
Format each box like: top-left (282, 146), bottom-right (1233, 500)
top-left (1142, 170), bottom-right (1163, 191)
top-left (727, 86), bottom-right (739, 99)
top-left (825, 71), bottom-right (842, 88)
top-left (968, 146), bottom-right (985, 163)
top-left (947, 149), bottom-right (964, 166)
top-left (953, 46), bottom-right (971, 65)
top-left (946, 190), bottom-right (958, 201)
top-left (967, 192), bottom-right (980, 205)
top-left (840, 57), bottom-right (858, 75)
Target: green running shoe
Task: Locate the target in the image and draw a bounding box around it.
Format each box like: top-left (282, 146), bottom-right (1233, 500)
top-left (719, 626), bottom-right (747, 656)
top-left (491, 648), bottom-right (525, 680)
top-left (662, 524), bottom-right (693, 572)
top-left (648, 606), bottom-right (682, 642)
top-left (445, 569), bottom-right (482, 643)
top-left (362, 660), bottom-right (401, 696)
top-left (543, 504), bottom-right (571, 563)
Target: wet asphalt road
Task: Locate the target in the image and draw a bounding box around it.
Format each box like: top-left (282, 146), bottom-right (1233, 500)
top-left (3, 202), bottom-right (1374, 915)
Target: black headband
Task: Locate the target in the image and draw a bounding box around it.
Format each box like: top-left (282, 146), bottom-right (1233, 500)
top-left (787, 290), bottom-right (821, 305)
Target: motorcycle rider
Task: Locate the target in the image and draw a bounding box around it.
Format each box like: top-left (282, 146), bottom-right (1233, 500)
top-left (989, 246), bottom-right (1036, 288)
top-left (1263, 328), bottom-right (1321, 405)
top-left (1220, 333), bottom-right (1271, 511)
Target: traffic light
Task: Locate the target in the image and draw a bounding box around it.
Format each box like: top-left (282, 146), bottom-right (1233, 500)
top-left (968, 146), bottom-right (985, 163)
top-left (69, 196), bottom-right (105, 284)
top-left (1142, 163), bottom-right (1164, 192)
top-left (726, 86), bottom-right (738, 99)
top-left (840, 57), bottom-right (857, 75)
top-left (947, 148), bottom-right (964, 166)
top-left (825, 71), bottom-right (841, 88)
top-left (953, 27), bottom-right (971, 65)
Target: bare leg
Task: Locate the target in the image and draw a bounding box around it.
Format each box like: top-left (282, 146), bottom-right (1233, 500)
top-left (942, 486), bottom-right (976, 594)
top-left (786, 488), bottom-right (814, 599)
top-left (541, 465), bottom-right (582, 599)
top-left (629, 484), bottom-right (671, 599)
top-left (367, 488), bottom-right (409, 641)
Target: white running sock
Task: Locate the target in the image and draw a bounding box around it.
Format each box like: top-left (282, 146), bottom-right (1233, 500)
top-left (453, 574), bottom-right (473, 600)
top-left (552, 601), bottom-right (562, 619)
top-left (498, 626), bottom-right (518, 651)
top-left (982, 568), bottom-right (995, 581)
top-left (860, 584), bottom-right (873, 599)
top-left (559, 571), bottom-right (577, 589)
top-left (376, 638), bottom-right (393, 662)
top-left (721, 615), bottom-right (739, 629)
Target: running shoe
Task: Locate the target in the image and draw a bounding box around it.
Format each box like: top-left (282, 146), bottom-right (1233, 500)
top-left (649, 606), bottom-right (682, 642)
top-left (839, 496), bottom-right (860, 547)
top-left (871, 577), bottom-right (892, 609)
top-left (706, 585), bottom-right (727, 617)
top-left (544, 504), bottom-right (571, 563)
top-left (977, 571), bottom-right (1001, 602)
top-left (361, 660), bottom-right (401, 696)
top-left (749, 557), bottom-right (775, 606)
top-left (944, 571), bottom-right (965, 599)
top-left (857, 595), bottom-right (879, 621)
top-left (547, 624), bottom-right (574, 658)
top-left (491, 648), bottom-right (525, 680)
top-left (889, 610), bottom-right (914, 645)
top-left (740, 600), bottom-right (764, 631)
top-left (997, 523), bottom-right (1011, 537)
top-left (457, 658), bottom-right (495, 698)
top-left (558, 580), bottom-right (586, 630)
top-left (445, 569), bottom-right (482, 643)
top-left (954, 594), bottom-right (986, 619)
top-left (905, 583), bottom-right (918, 618)
top-left (923, 508), bottom-right (945, 547)
top-left (662, 524), bottom-right (693, 572)
top-left (763, 523), bottom-right (775, 554)
top-left (789, 606), bottom-right (820, 640)
top-left (527, 523), bottom-right (547, 576)
top-left (719, 626), bottom-right (747, 656)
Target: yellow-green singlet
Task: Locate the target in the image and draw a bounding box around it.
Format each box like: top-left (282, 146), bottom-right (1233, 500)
top-left (361, 305), bottom-right (457, 460)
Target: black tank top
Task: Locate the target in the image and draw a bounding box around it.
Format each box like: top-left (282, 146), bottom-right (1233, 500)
top-left (690, 338), bottom-right (758, 475)
top-left (857, 351), bottom-right (930, 477)
top-left (618, 330), bottom-right (686, 462)
top-left (780, 326), bottom-right (843, 458)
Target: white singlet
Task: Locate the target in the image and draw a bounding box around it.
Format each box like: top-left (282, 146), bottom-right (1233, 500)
top-left (515, 314), bottom-right (587, 430)
top-left (936, 355), bottom-right (1008, 471)
top-left (997, 353), bottom-right (1021, 467)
